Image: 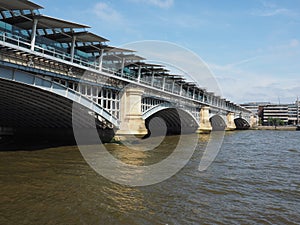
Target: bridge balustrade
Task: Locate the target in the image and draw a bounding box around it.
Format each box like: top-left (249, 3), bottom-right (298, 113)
top-left (0, 21), bottom-right (251, 115)
top-left (0, 20), bottom-right (98, 69)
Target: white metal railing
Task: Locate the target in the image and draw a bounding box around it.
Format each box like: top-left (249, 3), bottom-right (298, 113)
top-left (0, 31), bottom-right (251, 115)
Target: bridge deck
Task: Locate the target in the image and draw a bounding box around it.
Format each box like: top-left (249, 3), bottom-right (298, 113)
top-left (0, 11), bottom-right (250, 115)
top-left (0, 1), bottom-right (253, 136)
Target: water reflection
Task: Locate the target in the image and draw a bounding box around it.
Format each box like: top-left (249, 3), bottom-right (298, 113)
top-left (102, 185), bottom-right (147, 213)
top-left (77, 133), bottom-right (200, 186)
top-left (106, 135), bottom-right (182, 166)
top-left (1, 131), bottom-right (299, 224)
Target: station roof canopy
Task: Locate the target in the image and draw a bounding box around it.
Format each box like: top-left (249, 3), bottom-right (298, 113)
top-left (171, 75), bottom-right (185, 80)
top-left (160, 73), bottom-right (176, 77)
top-left (2, 14), bottom-right (90, 30)
top-left (127, 62), bottom-right (168, 73)
top-left (176, 79), bottom-right (187, 84)
top-left (103, 54), bottom-right (145, 61)
top-left (132, 62), bottom-right (164, 67)
top-left (0, 0), bottom-right (43, 11)
top-left (103, 46), bottom-right (135, 53)
top-left (207, 92), bottom-right (215, 96)
top-left (184, 82), bottom-right (197, 87)
top-left (195, 87), bottom-right (205, 92)
top-left (128, 66), bottom-right (168, 73)
top-left (150, 67), bottom-right (169, 72)
top-left (43, 31), bottom-right (109, 43)
top-left (76, 45), bottom-right (134, 53)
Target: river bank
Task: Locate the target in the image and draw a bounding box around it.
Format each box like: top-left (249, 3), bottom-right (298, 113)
top-left (256, 125), bottom-right (297, 131)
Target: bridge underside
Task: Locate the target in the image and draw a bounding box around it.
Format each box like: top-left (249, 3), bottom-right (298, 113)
top-left (210, 115), bottom-right (227, 131)
top-left (0, 78), bottom-right (114, 143)
top-left (144, 108), bottom-right (198, 136)
top-left (234, 118), bottom-right (250, 130)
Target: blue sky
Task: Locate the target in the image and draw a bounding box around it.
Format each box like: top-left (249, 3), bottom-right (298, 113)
top-left (34, 0), bottom-right (300, 104)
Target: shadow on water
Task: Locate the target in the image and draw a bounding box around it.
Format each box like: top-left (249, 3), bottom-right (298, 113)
top-left (0, 127), bottom-right (115, 151)
top-left (0, 135), bottom-right (77, 151)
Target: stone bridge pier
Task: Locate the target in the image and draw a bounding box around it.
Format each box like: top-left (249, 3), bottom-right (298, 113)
top-left (115, 87), bottom-right (251, 137)
top-left (227, 112), bottom-right (237, 130)
top-left (198, 106), bottom-right (212, 133)
top-left (116, 86), bottom-right (148, 137)
top-left (197, 107), bottom-right (238, 133)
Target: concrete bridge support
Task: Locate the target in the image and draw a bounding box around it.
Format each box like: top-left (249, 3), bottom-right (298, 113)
top-left (226, 112), bottom-right (236, 130)
top-left (116, 86), bottom-right (148, 137)
top-left (197, 106), bottom-right (212, 133)
top-left (250, 115), bottom-right (257, 128)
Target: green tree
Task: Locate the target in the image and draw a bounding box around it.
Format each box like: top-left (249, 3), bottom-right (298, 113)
top-left (267, 117), bottom-right (273, 126)
top-left (258, 117), bottom-right (262, 125)
top-left (267, 117), bottom-right (284, 129)
top-left (278, 119), bottom-right (284, 126)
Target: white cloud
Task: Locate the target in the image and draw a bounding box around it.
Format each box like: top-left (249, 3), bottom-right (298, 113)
top-left (259, 8), bottom-right (290, 17)
top-left (148, 0), bottom-right (174, 8)
top-left (130, 0), bottom-right (174, 9)
top-left (210, 60), bottom-right (300, 104)
top-left (251, 1), bottom-right (297, 17)
top-left (208, 38), bottom-right (300, 103)
top-left (157, 14), bottom-right (206, 28)
top-left (265, 39), bottom-right (300, 55)
top-left (216, 56), bottom-right (261, 71)
top-left (93, 2), bottom-right (122, 23)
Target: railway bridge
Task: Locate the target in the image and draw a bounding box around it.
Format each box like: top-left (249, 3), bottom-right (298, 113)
top-left (0, 0), bottom-right (255, 141)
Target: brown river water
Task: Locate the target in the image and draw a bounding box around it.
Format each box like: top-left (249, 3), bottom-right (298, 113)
top-left (0, 130), bottom-right (299, 225)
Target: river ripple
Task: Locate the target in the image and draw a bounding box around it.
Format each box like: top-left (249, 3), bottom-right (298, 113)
top-left (0, 130), bottom-right (299, 225)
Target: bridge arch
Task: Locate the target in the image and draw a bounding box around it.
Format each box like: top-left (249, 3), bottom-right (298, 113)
top-left (142, 104), bottom-right (199, 136)
top-left (234, 118), bottom-right (250, 130)
top-left (0, 68), bottom-right (119, 129)
top-left (209, 115), bottom-right (226, 131)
